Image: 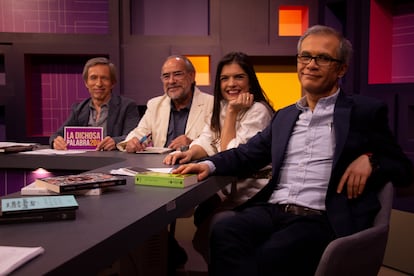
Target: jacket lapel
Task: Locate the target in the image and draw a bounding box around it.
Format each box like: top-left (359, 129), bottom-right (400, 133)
top-left (106, 96), bottom-right (119, 136)
top-left (77, 100), bottom-right (91, 126)
top-left (332, 90), bottom-right (352, 168)
top-left (158, 98), bottom-right (172, 144)
top-left (273, 106), bottom-right (301, 170)
top-left (185, 88), bottom-right (203, 134)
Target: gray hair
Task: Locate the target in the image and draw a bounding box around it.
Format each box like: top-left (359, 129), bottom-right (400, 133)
top-left (164, 55), bottom-right (196, 73)
top-left (297, 25), bottom-right (353, 66)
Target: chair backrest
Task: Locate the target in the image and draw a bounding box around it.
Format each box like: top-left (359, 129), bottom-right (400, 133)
top-left (374, 181), bottom-right (394, 226)
top-left (314, 182), bottom-right (394, 276)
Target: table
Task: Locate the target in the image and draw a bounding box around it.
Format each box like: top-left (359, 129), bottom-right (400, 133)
top-left (0, 150), bottom-right (234, 275)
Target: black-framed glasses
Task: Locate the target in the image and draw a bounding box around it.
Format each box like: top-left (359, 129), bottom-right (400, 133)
top-left (296, 54), bottom-right (342, 66)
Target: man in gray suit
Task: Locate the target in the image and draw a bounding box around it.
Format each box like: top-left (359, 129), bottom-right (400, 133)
top-left (49, 57), bottom-right (139, 151)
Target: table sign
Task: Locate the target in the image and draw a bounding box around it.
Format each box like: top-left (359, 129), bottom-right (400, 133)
top-left (64, 126), bottom-right (103, 150)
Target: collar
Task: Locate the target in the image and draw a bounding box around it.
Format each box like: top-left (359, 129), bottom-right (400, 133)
top-left (295, 88), bottom-right (340, 111)
top-left (89, 97), bottom-right (111, 110)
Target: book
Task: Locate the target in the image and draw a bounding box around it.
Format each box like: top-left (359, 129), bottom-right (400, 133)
top-left (0, 195), bottom-right (78, 216)
top-left (0, 142), bottom-right (38, 153)
top-left (21, 182), bottom-right (104, 196)
top-left (136, 147), bottom-right (174, 154)
top-left (0, 246), bottom-right (44, 275)
top-left (0, 209), bottom-right (76, 224)
top-left (109, 166), bottom-right (149, 176)
top-left (34, 172), bottom-right (126, 193)
top-left (135, 171), bottom-right (198, 188)
top-left (64, 126), bottom-right (103, 150)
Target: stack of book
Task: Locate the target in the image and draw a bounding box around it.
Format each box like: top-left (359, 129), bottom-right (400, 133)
top-left (0, 195), bottom-right (79, 224)
top-left (21, 172), bottom-right (127, 196)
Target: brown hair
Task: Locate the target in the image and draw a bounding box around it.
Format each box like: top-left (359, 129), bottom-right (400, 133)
top-left (82, 57), bottom-right (117, 83)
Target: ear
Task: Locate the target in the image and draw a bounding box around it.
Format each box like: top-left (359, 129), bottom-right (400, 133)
top-left (338, 63), bottom-right (348, 78)
top-left (188, 71), bottom-right (196, 81)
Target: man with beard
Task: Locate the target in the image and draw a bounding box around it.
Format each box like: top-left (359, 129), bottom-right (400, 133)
top-left (117, 55), bottom-right (213, 152)
top-left (117, 55), bottom-right (213, 274)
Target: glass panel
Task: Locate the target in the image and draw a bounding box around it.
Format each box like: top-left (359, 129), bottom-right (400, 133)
top-left (0, 55), bottom-right (5, 85)
top-left (25, 55), bottom-right (99, 137)
top-left (391, 13), bottom-right (414, 83)
top-left (369, 0), bottom-right (414, 84)
top-left (0, 0), bottom-right (109, 34)
top-left (369, 0), bottom-right (392, 84)
top-left (131, 0), bottom-right (209, 36)
top-left (0, 106), bottom-right (5, 141)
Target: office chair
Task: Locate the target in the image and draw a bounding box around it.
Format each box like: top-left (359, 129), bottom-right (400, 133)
top-left (314, 181), bottom-right (394, 276)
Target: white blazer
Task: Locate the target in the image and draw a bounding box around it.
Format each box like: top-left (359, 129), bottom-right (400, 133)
top-left (117, 87), bottom-right (213, 150)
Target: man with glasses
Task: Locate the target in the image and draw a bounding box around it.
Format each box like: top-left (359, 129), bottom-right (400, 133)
top-left (117, 55), bottom-right (213, 152)
top-left (50, 57), bottom-right (139, 151)
top-left (116, 55), bottom-right (213, 273)
top-left (172, 25), bottom-right (413, 275)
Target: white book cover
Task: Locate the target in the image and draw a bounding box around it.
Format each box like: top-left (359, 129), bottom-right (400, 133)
top-left (135, 147), bottom-right (174, 154)
top-left (0, 245), bottom-right (44, 275)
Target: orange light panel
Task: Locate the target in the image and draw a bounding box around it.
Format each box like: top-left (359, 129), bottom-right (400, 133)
top-left (186, 55), bottom-right (210, 86)
top-left (279, 6), bottom-right (309, 36)
top-left (256, 72), bottom-right (301, 110)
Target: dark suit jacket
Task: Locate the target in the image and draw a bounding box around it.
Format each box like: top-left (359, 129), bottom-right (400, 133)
top-left (49, 94), bottom-right (140, 147)
top-left (209, 90), bottom-right (413, 237)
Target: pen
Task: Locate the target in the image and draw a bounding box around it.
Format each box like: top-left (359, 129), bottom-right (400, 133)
top-left (139, 133), bottom-right (152, 144)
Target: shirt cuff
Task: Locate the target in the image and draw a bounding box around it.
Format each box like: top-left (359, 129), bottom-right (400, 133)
top-left (199, 160), bottom-right (216, 174)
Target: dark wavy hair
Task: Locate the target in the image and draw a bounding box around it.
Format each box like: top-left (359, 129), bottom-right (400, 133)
top-left (210, 52), bottom-right (274, 138)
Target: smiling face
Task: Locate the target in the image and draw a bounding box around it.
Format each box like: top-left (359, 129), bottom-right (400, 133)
top-left (297, 33), bottom-right (347, 98)
top-left (160, 57), bottom-right (195, 104)
top-left (219, 63), bottom-right (250, 101)
top-left (85, 64), bottom-right (114, 105)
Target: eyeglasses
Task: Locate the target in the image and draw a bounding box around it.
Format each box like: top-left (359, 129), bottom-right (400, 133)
top-left (296, 54), bottom-right (342, 66)
top-left (160, 71), bottom-right (186, 81)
